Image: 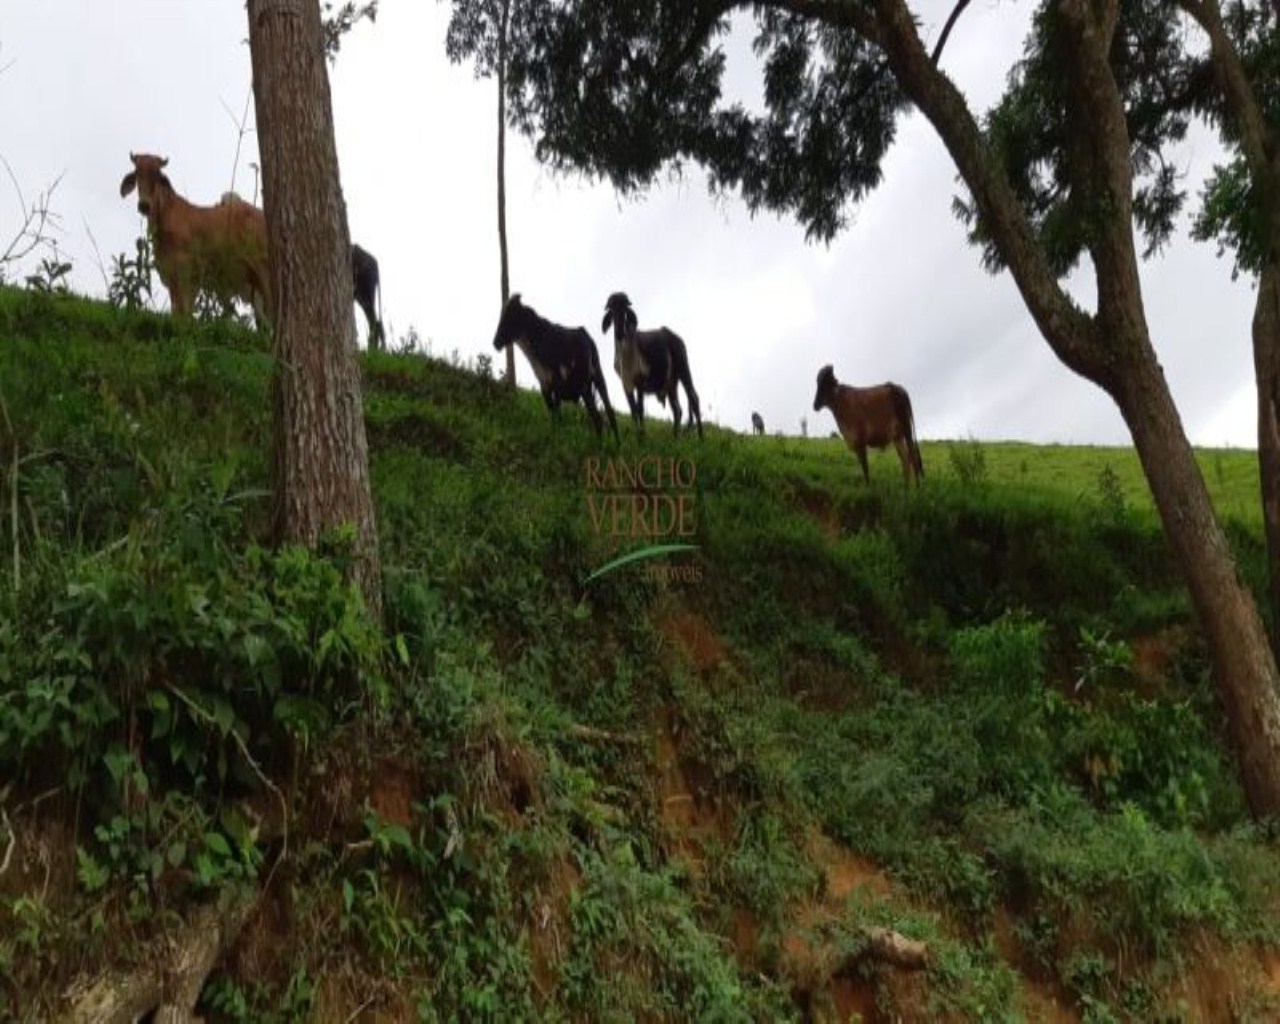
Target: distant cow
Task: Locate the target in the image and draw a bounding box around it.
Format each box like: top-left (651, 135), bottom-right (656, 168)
top-left (751, 411), bottom-right (765, 435)
top-left (493, 294), bottom-right (619, 443)
top-left (351, 243), bottom-right (384, 350)
top-left (812, 364), bottom-right (923, 485)
top-left (601, 292), bottom-right (703, 439)
top-left (122, 153), bottom-right (271, 323)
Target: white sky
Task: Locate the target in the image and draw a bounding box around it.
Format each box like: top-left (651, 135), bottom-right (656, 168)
top-left (0, 1), bottom-right (1260, 446)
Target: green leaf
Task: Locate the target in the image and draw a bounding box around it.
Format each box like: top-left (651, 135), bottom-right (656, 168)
top-left (205, 832), bottom-right (232, 859)
top-left (211, 697), bottom-right (235, 737)
top-left (76, 846), bottom-right (110, 893)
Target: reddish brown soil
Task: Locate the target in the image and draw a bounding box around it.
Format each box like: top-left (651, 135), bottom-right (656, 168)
top-left (656, 608), bottom-right (730, 674)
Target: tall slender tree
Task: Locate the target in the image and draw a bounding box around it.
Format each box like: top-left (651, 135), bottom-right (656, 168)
top-left (247, 0), bottom-right (382, 621)
top-left (489, 0), bottom-right (1280, 815)
top-left (497, 0), bottom-right (514, 385)
top-left (447, 0), bottom-right (518, 386)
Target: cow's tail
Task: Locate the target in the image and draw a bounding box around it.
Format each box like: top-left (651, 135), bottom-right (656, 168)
top-left (374, 273), bottom-right (385, 350)
top-left (591, 339), bottom-right (620, 445)
top-left (669, 332), bottom-right (703, 439)
top-left (892, 384), bottom-right (924, 481)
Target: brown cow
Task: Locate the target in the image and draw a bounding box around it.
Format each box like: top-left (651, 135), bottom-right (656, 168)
top-left (812, 364), bottom-right (924, 485)
top-left (120, 153), bottom-right (272, 324)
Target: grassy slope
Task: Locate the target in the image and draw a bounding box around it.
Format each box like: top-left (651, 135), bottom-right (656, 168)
top-left (2, 285), bottom-right (1279, 1022)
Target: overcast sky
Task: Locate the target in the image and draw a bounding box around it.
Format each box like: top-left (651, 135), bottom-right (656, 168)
top-left (0, 1), bottom-right (1259, 446)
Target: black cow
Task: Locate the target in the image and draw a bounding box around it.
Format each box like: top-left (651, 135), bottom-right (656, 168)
top-left (751, 411), bottom-right (765, 435)
top-left (602, 291), bottom-right (703, 439)
top-left (493, 294), bottom-right (619, 443)
top-left (351, 243), bottom-right (384, 350)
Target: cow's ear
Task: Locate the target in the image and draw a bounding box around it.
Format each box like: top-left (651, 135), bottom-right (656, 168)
top-left (602, 310), bottom-right (613, 333)
top-left (625, 309), bottom-right (637, 332)
top-left (119, 172), bottom-right (137, 197)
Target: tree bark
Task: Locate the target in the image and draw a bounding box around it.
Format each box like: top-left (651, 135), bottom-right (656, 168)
top-left (868, 0), bottom-right (1280, 815)
top-left (498, 0), bottom-right (515, 387)
top-left (1111, 337), bottom-right (1280, 815)
top-left (247, 0), bottom-right (382, 622)
top-left (1256, 269), bottom-right (1280, 652)
top-left (1177, 0), bottom-right (1280, 663)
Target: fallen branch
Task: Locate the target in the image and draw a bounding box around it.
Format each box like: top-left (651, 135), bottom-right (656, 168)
top-left (64, 892), bottom-right (256, 1024)
top-left (568, 723), bottom-right (645, 746)
top-left (0, 807), bottom-right (14, 876)
top-left (850, 926), bottom-right (928, 970)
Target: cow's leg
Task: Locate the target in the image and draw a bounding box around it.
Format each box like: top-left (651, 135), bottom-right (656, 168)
top-left (854, 444), bottom-right (870, 484)
top-left (894, 438), bottom-right (914, 485)
top-left (582, 391), bottom-right (604, 440)
top-left (622, 385), bottom-right (640, 429)
top-left (169, 283), bottom-right (191, 318)
top-left (635, 392), bottom-right (647, 434)
top-left (668, 383), bottom-right (683, 437)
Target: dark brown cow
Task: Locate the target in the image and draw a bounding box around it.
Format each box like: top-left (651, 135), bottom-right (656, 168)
top-left (351, 243), bottom-right (384, 350)
top-left (493, 294), bottom-right (619, 444)
top-left (812, 364), bottom-right (923, 485)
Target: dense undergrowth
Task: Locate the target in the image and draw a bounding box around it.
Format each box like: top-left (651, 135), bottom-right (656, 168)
top-left (1, 284), bottom-right (1278, 1021)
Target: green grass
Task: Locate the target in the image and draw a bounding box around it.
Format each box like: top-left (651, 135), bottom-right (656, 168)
top-left (2, 284), bottom-right (1279, 1022)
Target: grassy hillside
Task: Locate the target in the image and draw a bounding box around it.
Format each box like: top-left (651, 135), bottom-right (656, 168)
top-left (1, 284), bottom-right (1278, 1022)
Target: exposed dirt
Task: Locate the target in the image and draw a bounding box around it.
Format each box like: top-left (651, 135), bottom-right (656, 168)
top-left (797, 484), bottom-right (842, 543)
top-left (1162, 936), bottom-right (1280, 1022)
top-left (655, 608), bottom-right (730, 675)
top-left (992, 909), bottom-right (1079, 1024)
top-left (653, 720), bottom-right (734, 877)
top-left (527, 854), bottom-right (581, 1002)
top-left (368, 756), bottom-right (417, 831)
top-left (807, 830), bottom-right (893, 905)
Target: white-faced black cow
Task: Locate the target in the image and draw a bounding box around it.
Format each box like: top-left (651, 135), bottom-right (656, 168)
top-left (351, 243), bottom-right (384, 350)
top-left (812, 364), bottom-right (924, 485)
top-left (601, 291), bottom-right (703, 439)
top-left (493, 294), bottom-right (619, 444)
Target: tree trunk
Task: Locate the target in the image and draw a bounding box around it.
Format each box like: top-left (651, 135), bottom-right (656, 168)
top-left (872, 0), bottom-right (1280, 816)
top-left (247, 0), bottom-right (383, 622)
top-left (1112, 336), bottom-right (1280, 816)
top-left (1255, 266), bottom-right (1280, 654)
top-left (498, 0), bottom-right (514, 387)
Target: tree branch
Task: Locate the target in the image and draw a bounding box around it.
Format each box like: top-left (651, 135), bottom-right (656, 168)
top-left (1175, 0), bottom-right (1275, 180)
top-left (868, 0), bottom-right (1102, 379)
top-left (930, 0), bottom-right (971, 66)
top-left (753, 0), bottom-right (883, 46)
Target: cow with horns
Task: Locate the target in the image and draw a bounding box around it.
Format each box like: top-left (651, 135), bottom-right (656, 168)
top-left (121, 153), bottom-right (272, 323)
top-left (601, 291), bottom-right (703, 439)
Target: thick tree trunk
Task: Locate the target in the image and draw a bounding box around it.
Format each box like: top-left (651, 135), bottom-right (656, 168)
top-left (1114, 338), bottom-right (1280, 816)
top-left (498, 0), bottom-right (514, 387)
top-left (247, 0), bottom-right (382, 621)
top-left (1255, 267), bottom-right (1280, 653)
